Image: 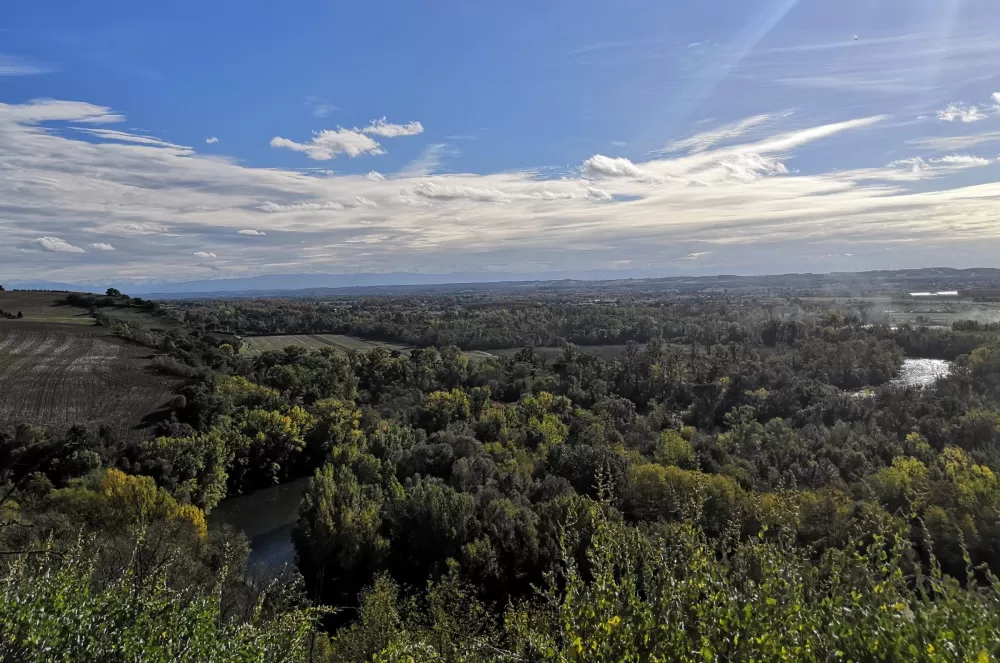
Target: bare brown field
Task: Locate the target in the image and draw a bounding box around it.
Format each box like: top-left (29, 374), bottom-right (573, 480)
top-left (0, 322), bottom-right (178, 440)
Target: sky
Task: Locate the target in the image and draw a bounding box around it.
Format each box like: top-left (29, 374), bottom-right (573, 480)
top-left (2, 0), bottom-right (1000, 288)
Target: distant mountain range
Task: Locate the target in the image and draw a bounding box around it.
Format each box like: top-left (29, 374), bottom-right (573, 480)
top-left (7, 267), bottom-right (1000, 299)
top-left (3, 269), bottom-right (707, 296)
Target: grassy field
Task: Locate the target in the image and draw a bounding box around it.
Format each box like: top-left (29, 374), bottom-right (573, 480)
top-left (241, 334), bottom-right (496, 361)
top-left (96, 306), bottom-right (184, 332)
top-left (799, 295), bottom-right (1000, 327)
top-left (492, 344), bottom-right (645, 360)
top-left (241, 334), bottom-right (411, 354)
top-left (0, 291), bottom-right (94, 325)
top-left (0, 321), bottom-right (178, 440)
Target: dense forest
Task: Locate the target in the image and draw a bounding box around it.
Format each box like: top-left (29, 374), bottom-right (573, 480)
top-left (5, 288), bottom-right (1000, 660)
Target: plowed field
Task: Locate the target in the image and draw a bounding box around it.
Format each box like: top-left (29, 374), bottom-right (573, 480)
top-left (0, 322), bottom-right (177, 440)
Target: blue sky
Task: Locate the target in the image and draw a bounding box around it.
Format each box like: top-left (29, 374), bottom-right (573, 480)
top-left (2, 0), bottom-right (1000, 287)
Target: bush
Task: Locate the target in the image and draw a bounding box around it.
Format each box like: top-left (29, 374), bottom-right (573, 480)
top-left (0, 540), bottom-right (319, 663)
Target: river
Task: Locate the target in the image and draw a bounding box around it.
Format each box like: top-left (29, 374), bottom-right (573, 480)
top-left (894, 358), bottom-right (952, 387)
top-left (208, 477), bottom-right (309, 570)
top-left (850, 358), bottom-right (952, 398)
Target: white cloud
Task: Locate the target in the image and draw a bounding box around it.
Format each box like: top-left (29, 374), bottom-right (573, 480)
top-left (35, 237), bottom-right (85, 253)
top-left (90, 242), bottom-right (116, 251)
top-left (888, 154), bottom-right (992, 172)
top-left (117, 223), bottom-right (169, 235)
top-left (715, 152), bottom-right (788, 182)
top-left (937, 103), bottom-right (987, 123)
top-left (205, 136), bottom-right (219, 144)
top-left (932, 154), bottom-right (992, 167)
top-left (408, 182), bottom-right (510, 203)
top-left (404, 181), bottom-right (575, 204)
top-left (888, 157), bottom-right (930, 173)
top-left (367, 170), bottom-right (386, 182)
top-left (355, 195), bottom-right (379, 208)
top-left (1, 99), bottom-right (122, 124)
top-left (993, 92), bottom-right (1000, 108)
top-left (741, 116), bottom-right (885, 154)
top-left (361, 117), bottom-right (424, 138)
top-left (193, 251), bottom-right (217, 259)
top-left (270, 129), bottom-right (384, 160)
top-left (258, 200), bottom-right (345, 212)
top-left (586, 187), bottom-right (613, 201)
top-left (682, 252), bottom-right (712, 260)
top-left (583, 155), bottom-right (650, 179)
top-left (238, 229), bottom-right (266, 236)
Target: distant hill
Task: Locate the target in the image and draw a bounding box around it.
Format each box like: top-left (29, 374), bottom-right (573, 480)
top-left (136, 267), bottom-right (1000, 300)
top-left (9, 267), bottom-right (1000, 299)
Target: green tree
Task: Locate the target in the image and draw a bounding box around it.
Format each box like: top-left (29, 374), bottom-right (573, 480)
top-left (294, 463), bottom-right (390, 607)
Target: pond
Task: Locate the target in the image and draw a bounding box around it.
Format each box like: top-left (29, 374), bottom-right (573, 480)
top-left (208, 477), bottom-right (309, 570)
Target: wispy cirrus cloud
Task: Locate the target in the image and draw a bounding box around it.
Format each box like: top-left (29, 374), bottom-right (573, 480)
top-left (74, 127), bottom-right (191, 151)
top-left (0, 54), bottom-right (54, 76)
top-left (305, 96), bottom-right (337, 118)
top-left (666, 114), bottom-right (771, 153)
top-left (397, 143), bottom-right (456, 178)
top-left (907, 132), bottom-right (1000, 151)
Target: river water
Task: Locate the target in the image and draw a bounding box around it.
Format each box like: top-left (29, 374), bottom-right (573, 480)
top-left (850, 358), bottom-right (952, 398)
top-left (208, 477), bottom-right (309, 570)
top-left (895, 358), bottom-right (952, 387)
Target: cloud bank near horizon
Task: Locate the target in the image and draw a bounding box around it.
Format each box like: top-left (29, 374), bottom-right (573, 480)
top-left (2, 94), bottom-right (1000, 285)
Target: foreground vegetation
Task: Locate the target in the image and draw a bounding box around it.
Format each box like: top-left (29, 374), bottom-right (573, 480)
top-left (6, 279), bottom-right (1000, 660)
